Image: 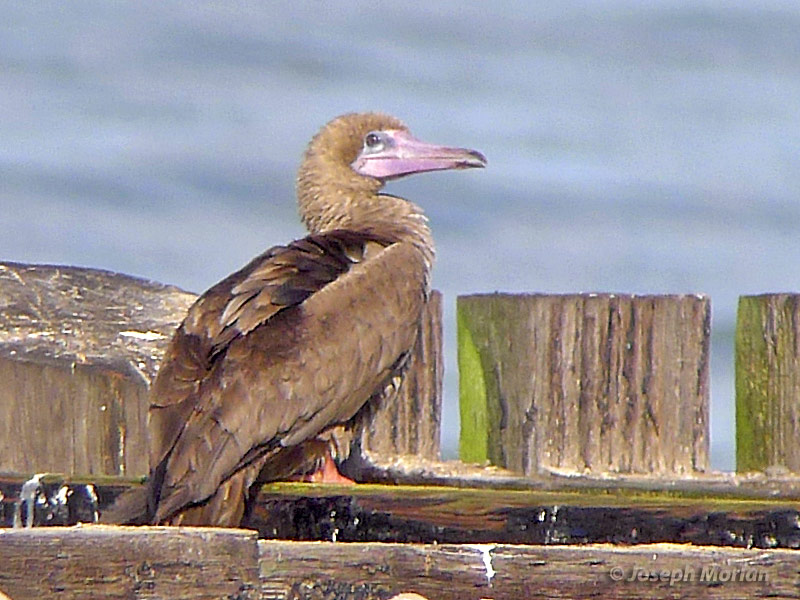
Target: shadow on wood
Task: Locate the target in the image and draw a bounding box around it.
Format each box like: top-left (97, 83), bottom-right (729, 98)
top-left (246, 481), bottom-right (800, 550)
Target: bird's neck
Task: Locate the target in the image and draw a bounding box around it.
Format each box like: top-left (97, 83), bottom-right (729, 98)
top-left (297, 169), bottom-right (435, 272)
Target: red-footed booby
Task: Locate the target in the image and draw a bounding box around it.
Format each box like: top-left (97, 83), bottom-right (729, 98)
top-left (104, 112), bottom-right (485, 526)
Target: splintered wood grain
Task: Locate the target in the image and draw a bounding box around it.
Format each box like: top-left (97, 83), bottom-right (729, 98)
top-left (736, 294), bottom-right (800, 472)
top-left (0, 526), bottom-right (261, 600)
top-left (458, 293), bottom-right (710, 476)
top-left (358, 291), bottom-right (443, 460)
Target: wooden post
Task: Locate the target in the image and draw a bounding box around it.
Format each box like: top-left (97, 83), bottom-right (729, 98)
top-left (0, 263), bottom-right (195, 478)
top-left (358, 291), bottom-right (442, 460)
top-left (736, 294), bottom-right (800, 473)
top-left (458, 293), bottom-right (710, 476)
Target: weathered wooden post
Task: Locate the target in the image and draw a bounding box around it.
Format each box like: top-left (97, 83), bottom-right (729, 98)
top-left (0, 262), bottom-right (194, 478)
top-left (736, 294), bottom-right (800, 473)
top-left (458, 293), bottom-right (710, 476)
top-left (357, 291), bottom-right (442, 460)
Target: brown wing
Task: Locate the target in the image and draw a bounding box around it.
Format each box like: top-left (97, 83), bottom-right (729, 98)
top-left (148, 230), bottom-right (427, 523)
top-left (148, 231), bottom-right (391, 469)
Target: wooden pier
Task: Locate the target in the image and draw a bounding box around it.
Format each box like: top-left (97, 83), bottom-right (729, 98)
top-left (2, 262), bottom-right (800, 599)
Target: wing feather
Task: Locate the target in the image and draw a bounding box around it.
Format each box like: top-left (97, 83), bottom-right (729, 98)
top-left (148, 229), bottom-right (423, 522)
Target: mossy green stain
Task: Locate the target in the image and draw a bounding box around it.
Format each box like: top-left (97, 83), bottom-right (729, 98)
top-left (734, 295), bottom-right (796, 472)
top-left (259, 481), bottom-right (800, 511)
top-left (457, 300), bottom-right (489, 464)
top-left (736, 297), bottom-right (764, 471)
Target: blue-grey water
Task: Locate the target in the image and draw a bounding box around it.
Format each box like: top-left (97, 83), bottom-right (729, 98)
top-left (4, 1), bottom-right (800, 470)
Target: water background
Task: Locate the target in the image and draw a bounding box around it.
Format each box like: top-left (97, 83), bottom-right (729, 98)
top-left (4, 1), bottom-right (800, 470)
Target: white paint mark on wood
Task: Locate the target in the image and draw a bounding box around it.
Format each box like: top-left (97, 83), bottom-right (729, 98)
top-left (119, 330), bottom-right (166, 341)
top-left (468, 543), bottom-right (496, 584)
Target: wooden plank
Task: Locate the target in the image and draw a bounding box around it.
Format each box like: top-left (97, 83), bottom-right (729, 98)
top-left (351, 453), bottom-right (800, 499)
top-left (244, 482), bottom-right (800, 550)
top-left (0, 526), bottom-right (795, 600)
top-left (9, 468), bottom-right (800, 543)
top-left (0, 525), bottom-right (261, 600)
top-left (458, 293), bottom-right (710, 476)
top-left (259, 540), bottom-right (800, 600)
top-left (736, 294), bottom-right (800, 473)
top-left (0, 262), bottom-right (195, 478)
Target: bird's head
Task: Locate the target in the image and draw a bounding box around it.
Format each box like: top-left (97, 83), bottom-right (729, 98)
top-left (297, 112), bottom-right (485, 233)
top-left (348, 115), bottom-right (486, 181)
top-left (301, 112), bottom-right (486, 188)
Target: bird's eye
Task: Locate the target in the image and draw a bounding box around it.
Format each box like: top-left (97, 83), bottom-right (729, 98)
top-left (364, 132), bottom-right (383, 150)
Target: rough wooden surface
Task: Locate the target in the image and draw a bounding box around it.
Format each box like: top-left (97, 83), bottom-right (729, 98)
top-left (0, 262), bottom-right (443, 479)
top-left (259, 541), bottom-right (800, 600)
top-left (0, 262), bottom-right (195, 477)
top-left (357, 291), bottom-right (442, 462)
top-left (458, 293), bottom-right (710, 476)
top-left (736, 294), bottom-right (800, 473)
top-left (0, 526), bottom-right (261, 600)
top-left (0, 526), bottom-right (796, 600)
